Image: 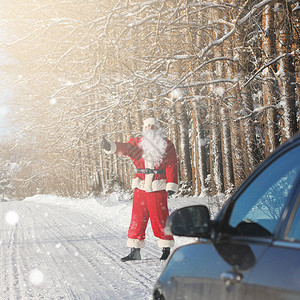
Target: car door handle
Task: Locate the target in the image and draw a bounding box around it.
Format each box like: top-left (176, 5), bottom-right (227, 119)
top-left (221, 271), bottom-right (243, 286)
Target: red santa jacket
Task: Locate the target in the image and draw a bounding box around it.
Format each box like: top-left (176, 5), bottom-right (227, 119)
top-left (106, 137), bottom-right (178, 193)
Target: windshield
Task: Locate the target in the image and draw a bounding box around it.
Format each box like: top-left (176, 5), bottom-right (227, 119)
top-left (228, 145), bottom-right (300, 237)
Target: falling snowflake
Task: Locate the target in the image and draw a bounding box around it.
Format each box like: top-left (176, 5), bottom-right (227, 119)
top-left (5, 211), bottom-right (19, 226)
top-left (29, 269), bottom-right (44, 285)
top-left (215, 87), bottom-right (225, 96)
top-left (199, 138), bottom-right (207, 147)
top-left (50, 98), bottom-right (57, 105)
top-left (170, 88), bottom-right (183, 100)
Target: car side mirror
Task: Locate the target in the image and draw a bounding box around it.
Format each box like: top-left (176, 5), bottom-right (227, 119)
top-left (164, 205), bottom-right (211, 238)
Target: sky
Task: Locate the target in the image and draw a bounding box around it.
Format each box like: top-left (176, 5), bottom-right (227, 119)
top-left (0, 80), bottom-right (12, 137)
top-left (0, 24), bottom-right (14, 137)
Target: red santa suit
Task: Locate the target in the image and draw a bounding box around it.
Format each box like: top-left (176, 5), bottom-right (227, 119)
top-left (105, 132), bottom-right (178, 249)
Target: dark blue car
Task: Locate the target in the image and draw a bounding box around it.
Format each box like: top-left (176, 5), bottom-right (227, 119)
top-left (153, 133), bottom-right (300, 300)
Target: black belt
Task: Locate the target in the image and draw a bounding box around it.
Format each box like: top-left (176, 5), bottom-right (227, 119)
top-left (136, 168), bottom-right (166, 175)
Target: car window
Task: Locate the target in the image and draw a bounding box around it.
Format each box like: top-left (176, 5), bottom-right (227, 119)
top-left (287, 192), bottom-right (300, 242)
top-left (228, 145), bottom-right (300, 237)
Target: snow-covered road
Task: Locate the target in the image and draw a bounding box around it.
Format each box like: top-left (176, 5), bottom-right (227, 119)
top-left (0, 194), bottom-right (209, 300)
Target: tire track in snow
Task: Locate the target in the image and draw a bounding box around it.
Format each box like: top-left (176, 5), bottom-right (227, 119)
top-left (0, 203), bottom-right (81, 300)
top-left (30, 203), bottom-right (125, 299)
top-left (43, 203), bottom-right (163, 299)
top-left (31, 204), bottom-right (97, 300)
top-left (87, 221), bottom-right (165, 300)
top-left (8, 225), bottom-right (22, 300)
top-left (0, 200), bottom-right (166, 300)
top-left (1, 205), bottom-right (33, 300)
top-left (66, 206), bottom-right (164, 284)
top-left (44, 205), bottom-right (136, 299)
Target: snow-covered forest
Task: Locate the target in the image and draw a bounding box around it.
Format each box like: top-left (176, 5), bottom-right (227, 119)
top-left (0, 0), bottom-right (299, 201)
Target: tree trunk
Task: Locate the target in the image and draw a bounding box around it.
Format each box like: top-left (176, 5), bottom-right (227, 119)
top-left (276, 3), bottom-right (298, 141)
top-left (220, 106), bottom-right (235, 194)
top-left (262, 4), bottom-right (280, 155)
top-left (176, 99), bottom-right (193, 186)
top-left (209, 97), bottom-right (224, 194)
top-left (291, 3), bottom-right (300, 130)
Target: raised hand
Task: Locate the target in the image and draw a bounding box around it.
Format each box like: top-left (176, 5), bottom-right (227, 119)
top-left (101, 137), bottom-right (111, 151)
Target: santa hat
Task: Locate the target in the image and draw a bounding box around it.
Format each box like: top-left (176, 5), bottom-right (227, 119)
top-left (143, 117), bottom-right (160, 130)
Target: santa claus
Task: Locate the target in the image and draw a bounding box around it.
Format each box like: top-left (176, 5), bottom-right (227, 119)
top-left (101, 117), bottom-right (178, 261)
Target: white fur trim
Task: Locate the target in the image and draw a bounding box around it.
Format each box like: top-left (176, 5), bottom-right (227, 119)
top-left (166, 182), bottom-right (178, 193)
top-left (132, 178), bottom-right (166, 192)
top-left (132, 177), bottom-right (143, 189)
top-left (127, 238), bottom-right (145, 248)
top-left (144, 174), bottom-right (154, 192)
top-left (158, 239), bottom-right (175, 248)
top-left (152, 179), bottom-right (167, 191)
top-left (143, 117), bottom-right (160, 129)
top-left (103, 141), bottom-right (117, 155)
top-left (143, 160), bottom-right (154, 192)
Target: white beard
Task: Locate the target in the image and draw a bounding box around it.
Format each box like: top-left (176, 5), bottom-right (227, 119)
top-left (140, 128), bottom-right (167, 168)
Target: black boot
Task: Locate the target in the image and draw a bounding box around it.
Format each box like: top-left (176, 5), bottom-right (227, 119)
top-left (160, 247), bottom-right (170, 261)
top-left (121, 248), bottom-right (141, 262)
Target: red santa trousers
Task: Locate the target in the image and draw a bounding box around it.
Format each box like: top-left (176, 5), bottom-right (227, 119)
top-left (127, 188), bottom-right (174, 248)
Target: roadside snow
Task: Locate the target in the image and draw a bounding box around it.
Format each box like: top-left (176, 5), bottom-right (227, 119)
top-left (0, 193), bottom-right (212, 300)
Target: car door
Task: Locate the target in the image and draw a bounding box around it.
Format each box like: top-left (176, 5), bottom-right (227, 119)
top-left (154, 137), bottom-right (300, 300)
top-left (222, 142), bottom-right (300, 299)
top-left (158, 142), bottom-right (300, 300)
top-left (242, 176), bottom-right (300, 300)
